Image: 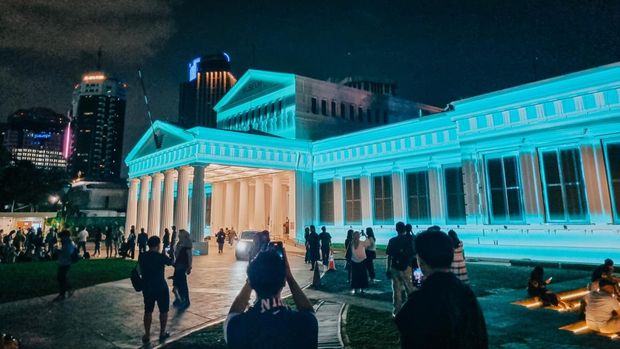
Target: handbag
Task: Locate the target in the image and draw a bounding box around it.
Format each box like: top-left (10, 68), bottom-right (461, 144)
top-left (131, 265), bottom-right (143, 292)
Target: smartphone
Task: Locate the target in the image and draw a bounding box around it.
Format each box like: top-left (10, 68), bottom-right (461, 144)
top-left (268, 241), bottom-right (284, 259)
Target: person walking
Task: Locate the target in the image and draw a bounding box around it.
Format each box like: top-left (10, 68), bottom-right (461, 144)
top-left (448, 230), bottom-right (469, 284)
top-left (77, 226), bottom-right (88, 256)
top-left (345, 229), bottom-right (354, 282)
top-left (113, 225), bottom-right (123, 257)
top-left (138, 228), bottom-right (148, 256)
top-left (308, 225), bottom-right (320, 271)
top-left (127, 226), bottom-right (137, 259)
top-left (45, 228), bottom-right (57, 257)
top-left (53, 230), bottom-right (75, 302)
top-left (304, 226), bottom-right (310, 264)
top-left (318, 226), bottom-right (332, 266)
top-left (93, 227), bottom-right (102, 257)
top-left (162, 228), bottom-right (170, 254)
top-left (350, 231), bottom-right (373, 294)
top-left (228, 228), bottom-right (237, 246)
top-left (364, 227), bottom-right (377, 282)
top-left (386, 222), bottom-right (416, 316)
top-left (138, 236), bottom-right (173, 344)
top-left (216, 228), bottom-right (226, 254)
top-left (395, 229), bottom-right (488, 348)
top-left (105, 226), bottom-right (113, 258)
top-left (172, 229), bottom-right (193, 309)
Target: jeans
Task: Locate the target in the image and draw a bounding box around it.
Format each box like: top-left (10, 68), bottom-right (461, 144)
top-left (77, 241), bottom-right (87, 255)
top-left (94, 241), bottom-right (101, 255)
top-left (138, 244), bottom-right (147, 255)
top-left (173, 267), bottom-right (190, 305)
top-left (57, 265), bottom-right (71, 296)
top-left (391, 267), bottom-right (415, 314)
top-left (321, 248), bottom-right (330, 266)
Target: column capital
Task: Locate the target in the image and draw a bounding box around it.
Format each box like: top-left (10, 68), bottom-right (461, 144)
top-left (140, 174), bottom-right (152, 180)
top-left (129, 177), bottom-right (140, 184)
top-left (164, 168), bottom-right (177, 176)
top-left (178, 166), bottom-right (194, 175)
top-left (151, 172), bottom-right (164, 180)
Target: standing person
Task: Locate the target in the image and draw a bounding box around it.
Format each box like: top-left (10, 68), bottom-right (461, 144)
top-left (162, 228), bottom-right (171, 254)
top-left (138, 228), bottom-right (149, 256)
top-left (345, 229), bottom-right (354, 282)
top-left (318, 226), bottom-right (332, 266)
top-left (307, 225), bottom-right (320, 271)
top-left (45, 228), bottom-right (57, 257)
top-left (77, 226), bottom-right (89, 256)
top-left (448, 230), bottom-right (469, 284)
top-left (173, 229), bottom-right (193, 308)
top-left (105, 226), bottom-right (113, 258)
top-left (228, 228), bottom-right (237, 246)
top-left (303, 227), bottom-right (311, 264)
top-left (169, 226), bottom-right (178, 258)
top-left (138, 236), bottom-right (173, 344)
top-left (53, 230), bottom-right (75, 302)
top-left (93, 227), bottom-right (102, 257)
top-left (365, 227), bottom-right (377, 282)
top-left (386, 222), bottom-right (416, 316)
top-left (113, 225), bottom-right (123, 257)
top-left (127, 226), bottom-right (137, 259)
top-left (395, 229), bottom-right (488, 348)
top-left (350, 231), bottom-right (372, 294)
top-left (582, 278), bottom-right (620, 333)
top-left (225, 249), bottom-right (318, 349)
top-left (216, 228), bottom-right (226, 254)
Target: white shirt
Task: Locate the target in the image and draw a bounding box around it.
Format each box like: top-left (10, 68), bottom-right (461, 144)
top-left (584, 290), bottom-right (620, 330)
top-left (350, 239), bottom-right (371, 263)
top-left (78, 229), bottom-right (89, 242)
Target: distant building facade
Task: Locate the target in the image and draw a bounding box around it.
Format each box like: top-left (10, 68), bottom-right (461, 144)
top-left (70, 72), bottom-right (127, 181)
top-left (68, 180), bottom-right (128, 217)
top-left (2, 107), bottom-right (69, 169)
top-left (178, 53), bottom-right (237, 128)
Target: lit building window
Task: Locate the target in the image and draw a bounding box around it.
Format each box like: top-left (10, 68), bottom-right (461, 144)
top-left (319, 181), bottom-right (334, 224)
top-left (606, 143), bottom-right (620, 222)
top-left (486, 156), bottom-right (524, 223)
top-left (345, 178), bottom-right (361, 224)
top-left (406, 171), bottom-right (430, 223)
top-left (373, 175), bottom-right (393, 223)
top-left (540, 148), bottom-right (587, 222)
top-left (444, 167), bottom-right (466, 224)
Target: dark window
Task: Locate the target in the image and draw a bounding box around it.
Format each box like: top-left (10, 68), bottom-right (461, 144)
top-left (406, 171), bottom-right (430, 223)
top-left (375, 109), bottom-right (381, 123)
top-left (321, 100), bottom-right (327, 116)
top-left (311, 98), bottom-right (318, 114)
top-left (486, 156), bottom-right (524, 223)
top-left (444, 167), bottom-right (466, 224)
top-left (541, 148), bottom-right (587, 222)
top-left (278, 100), bottom-right (283, 114)
top-left (367, 109), bottom-right (372, 123)
top-left (349, 105), bottom-right (355, 120)
top-left (340, 103), bottom-right (346, 119)
top-left (606, 143), bottom-right (620, 222)
top-left (271, 103), bottom-right (275, 114)
top-left (358, 107), bottom-right (364, 122)
top-left (319, 181), bottom-right (334, 224)
top-left (345, 178), bottom-right (362, 224)
top-left (206, 193), bottom-right (212, 223)
top-left (383, 111), bottom-right (388, 124)
top-left (373, 175), bottom-right (393, 223)
top-left (331, 101), bottom-right (337, 117)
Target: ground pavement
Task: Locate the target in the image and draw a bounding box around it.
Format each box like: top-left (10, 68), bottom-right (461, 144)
top-left (0, 241), bottom-right (313, 349)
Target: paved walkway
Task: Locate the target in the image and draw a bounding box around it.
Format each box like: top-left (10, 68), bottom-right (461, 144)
top-left (0, 241), bottom-right (312, 349)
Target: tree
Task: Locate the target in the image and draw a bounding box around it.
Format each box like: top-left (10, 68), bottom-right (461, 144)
top-left (0, 160), bottom-right (69, 211)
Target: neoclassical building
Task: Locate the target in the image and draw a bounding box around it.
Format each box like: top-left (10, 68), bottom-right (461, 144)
top-left (125, 63), bottom-right (620, 263)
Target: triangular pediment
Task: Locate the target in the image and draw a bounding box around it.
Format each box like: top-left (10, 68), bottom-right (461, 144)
top-left (125, 121), bottom-right (194, 163)
top-left (214, 69), bottom-right (295, 112)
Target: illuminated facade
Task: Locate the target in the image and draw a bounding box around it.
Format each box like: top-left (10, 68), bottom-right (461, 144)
top-left (2, 108), bottom-right (69, 169)
top-left (126, 63), bottom-right (620, 262)
top-left (178, 53), bottom-right (237, 128)
top-left (70, 72), bottom-right (127, 180)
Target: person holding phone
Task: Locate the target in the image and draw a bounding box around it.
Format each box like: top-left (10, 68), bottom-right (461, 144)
top-left (527, 266), bottom-right (569, 309)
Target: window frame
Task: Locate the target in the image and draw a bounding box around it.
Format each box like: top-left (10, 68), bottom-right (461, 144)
top-left (372, 173), bottom-right (394, 224)
top-left (318, 181), bottom-right (335, 225)
top-left (444, 166), bottom-right (466, 224)
top-left (344, 177), bottom-right (362, 225)
top-left (405, 170), bottom-right (431, 224)
top-left (603, 140), bottom-right (620, 223)
top-left (484, 154), bottom-right (525, 224)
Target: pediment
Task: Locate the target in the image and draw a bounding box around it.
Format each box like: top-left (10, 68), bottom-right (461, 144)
top-left (214, 70), bottom-right (295, 111)
top-left (125, 121), bottom-right (194, 163)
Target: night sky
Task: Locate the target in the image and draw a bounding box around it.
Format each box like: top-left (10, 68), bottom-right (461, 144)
top-left (1, 0), bottom-right (619, 162)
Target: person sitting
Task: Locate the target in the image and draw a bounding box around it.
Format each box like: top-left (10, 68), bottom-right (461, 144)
top-left (582, 278), bottom-right (620, 334)
top-left (591, 259), bottom-right (620, 293)
top-left (225, 249), bottom-right (318, 349)
top-left (527, 266), bottom-right (569, 309)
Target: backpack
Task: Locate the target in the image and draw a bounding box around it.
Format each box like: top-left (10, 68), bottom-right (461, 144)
top-left (131, 266), bottom-right (143, 292)
top-left (391, 236), bottom-right (414, 271)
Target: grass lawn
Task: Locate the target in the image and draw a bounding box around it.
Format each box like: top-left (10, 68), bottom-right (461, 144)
top-left (0, 258), bottom-right (136, 303)
top-left (345, 305), bottom-right (400, 349)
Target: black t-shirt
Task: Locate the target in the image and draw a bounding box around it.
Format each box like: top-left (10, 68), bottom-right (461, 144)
top-left (319, 232), bottom-right (331, 249)
top-left (139, 251), bottom-right (172, 293)
top-left (307, 232), bottom-right (320, 251)
top-left (386, 234), bottom-right (415, 271)
top-left (395, 272), bottom-right (488, 349)
top-left (226, 304), bottom-right (318, 349)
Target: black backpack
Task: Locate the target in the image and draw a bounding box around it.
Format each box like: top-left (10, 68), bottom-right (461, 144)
top-left (391, 236), bottom-right (414, 271)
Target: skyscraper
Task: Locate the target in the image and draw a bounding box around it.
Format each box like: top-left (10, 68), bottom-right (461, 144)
top-left (70, 71), bottom-right (127, 181)
top-left (178, 52), bottom-right (237, 128)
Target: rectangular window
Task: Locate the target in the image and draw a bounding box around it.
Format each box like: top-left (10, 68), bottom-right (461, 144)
top-left (358, 107), bottom-right (364, 122)
top-left (321, 100), bottom-right (327, 116)
top-left (349, 105), bottom-right (355, 120)
top-left (373, 175), bottom-right (393, 223)
top-left (278, 100), bottom-right (283, 114)
top-left (486, 156), bottom-right (524, 223)
top-left (444, 167), bottom-right (466, 223)
top-left (540, 148), bottom-right (587, 222)
top-left (319, 181), bottom-right (334, 224)
top-left (383, 111), bottom-right (388, 124)
top-left (331, 101), bottom-right (337, 117)
top-left (340, 103), bottom-right (346, 119)
top-left (606, 143), bottom-right (620, 221)
top-left (311, 97), bottom-right (318, 114)
top-left (406, 171), bottom-right (430, 223)
top-left (375, 109), bottom-right (381, 123)
top-left (345, 178), bottom-right (362, 224)
top-left (367, 109), bottom-right (372, 123)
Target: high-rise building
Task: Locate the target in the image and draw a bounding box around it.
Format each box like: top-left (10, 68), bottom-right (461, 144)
top-left (2, 107), bottom-right (70, 169)
top-left (178, 52), bottom-right (237, 128)
top-left (70, 71), bottom-right (127, 181)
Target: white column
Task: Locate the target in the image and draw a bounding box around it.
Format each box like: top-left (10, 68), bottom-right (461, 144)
top-left (392, 169), bottom-right (406, 223)
top-left (137, 175), bottom-right (151, 233)
top-left (238, 179), bottom-right (249, 231)
top-left (360, 171), bottom-right (372, 226)
top-left (333, 176), bottom-right (344, 227)
top-left (190, 165), bottom-right (206, 243)
top-left (224, 181), bottom-right (236, 229)
top-left (211, 182), bottom-right (225, 231)
top-left (248, 182), bottom-right (256, 229)
top-left (125, 178), bottom-right (140, 235)
top-left (270, 175), bottom-right (282, 235)
top-left (254, 177), bottom-right (266, 230)
top-left (462, 156), bottom-right (482, 225)
top-left (161, 169), bottom-right (176, 232)
top-left (148, 173), bottom-right (164, 237)
top-left (519, 148), bottom-right (545, 224)
top-left (288, 172), bottom-right (296, 233)
top-left (174, 166), bottom-right (192, 230)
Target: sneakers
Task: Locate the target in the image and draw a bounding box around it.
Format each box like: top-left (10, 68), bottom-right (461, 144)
top-left (159, 332), bottom-right (170, 342)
